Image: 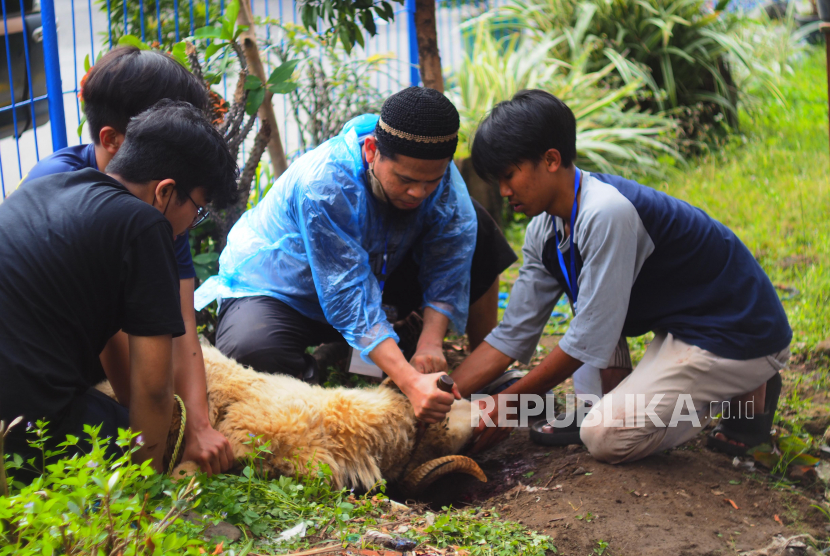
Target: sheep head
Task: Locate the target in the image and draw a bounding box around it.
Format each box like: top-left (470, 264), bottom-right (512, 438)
top-left (375, 377), bottom-right (487, 495)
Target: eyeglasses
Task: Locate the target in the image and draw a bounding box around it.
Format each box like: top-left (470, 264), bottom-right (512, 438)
top-left (180, 188), bottom-right (210, 229)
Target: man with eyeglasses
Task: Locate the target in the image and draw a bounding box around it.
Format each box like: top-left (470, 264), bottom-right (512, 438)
top-left (15, 47), bottom-right (235, 477)
top-left (0, 101), bottom-right (239, 479)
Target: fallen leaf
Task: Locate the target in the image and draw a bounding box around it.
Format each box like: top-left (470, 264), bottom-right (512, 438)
top-left (548, 515), bottom-right (567, 522)
top-left (212, 542), bottom-right (224, 555)
top-left (711, 490), bottom-right (725, 496)
top-left (676, 490), bottom-right (690, 498)
top-left (725, 499), bottom-right (739, 510)
top-left (774, 514), bottom-right (782, 524)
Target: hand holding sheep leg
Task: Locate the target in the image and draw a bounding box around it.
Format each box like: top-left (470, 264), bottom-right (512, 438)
top-left (402, 372), bottom-right (459, 423)
top-left (181, 422), bottom-right (234, 475)
top-left (370, 338), bottom-right (458, 423)
top-left (410, 307), bottom-right (450, 375)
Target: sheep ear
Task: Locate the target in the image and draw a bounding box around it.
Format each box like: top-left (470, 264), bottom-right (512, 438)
top-left (400, 456), bottom-right (487, 494)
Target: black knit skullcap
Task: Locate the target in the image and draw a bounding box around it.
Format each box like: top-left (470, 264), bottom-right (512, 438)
top-left (374, 87), bottom-right (459, 160)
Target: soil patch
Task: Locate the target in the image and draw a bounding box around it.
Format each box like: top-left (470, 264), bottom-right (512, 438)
top-left (421, 429), bottom-right (827, 555)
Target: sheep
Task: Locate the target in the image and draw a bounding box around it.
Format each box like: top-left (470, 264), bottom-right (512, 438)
top-left (101, 345), bottom-right (486, 494)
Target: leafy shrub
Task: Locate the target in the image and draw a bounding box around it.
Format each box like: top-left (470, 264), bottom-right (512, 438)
top-left (261, 21), bottom-right (389, 153)
top-left (2, 424), bottom-right (559, 554)
top-left (448, 12), bottom-right (681, 177)
top-left (1, 425), bottom-right (204, 555)
top-left (493, 0), bottom-right (809, 144)
top-left (95, 0), bottom-right (222, 49)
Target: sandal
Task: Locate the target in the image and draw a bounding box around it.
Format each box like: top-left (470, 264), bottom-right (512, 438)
top-left (529, 400), bottom-right (592, 446)
top-left (479, 370), bottom-right (528, 396)
top-left (706, 372), bottom-right (782, 457)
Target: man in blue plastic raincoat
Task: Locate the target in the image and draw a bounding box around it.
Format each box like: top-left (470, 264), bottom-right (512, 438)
top-left (196, 88), bottom-right (517, 423)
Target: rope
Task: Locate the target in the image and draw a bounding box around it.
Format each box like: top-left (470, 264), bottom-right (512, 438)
top-left (168, 394), bottom-right (187, 476)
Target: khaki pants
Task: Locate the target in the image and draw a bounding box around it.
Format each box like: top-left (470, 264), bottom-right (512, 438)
top-left (579, 331), bottom-right (790, 464)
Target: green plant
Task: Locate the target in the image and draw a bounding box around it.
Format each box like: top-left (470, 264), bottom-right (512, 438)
top-left (95, 0), bottom-right (222, 50)
top-left (595, 539), bottom-right (611, 555)
top-left (248, 161), bottom-right (275, 209)
top-left (448, 13), bottom-right (681, 176)
top-left (192, 236), bottom-right (220, 283)
top-left (1, 425), bottom-right (205, 555)
top-left (749, 433), bottom-right (819, 480)
top-left (492, 0), bottom-right (809, 145)
top-left (261, 21), bottom-right (389, 152)
top-left (196, 456), bottom-right (381, 541)
top-left (420, 508), bottom-right (556, 555)
top-left (3, 421), bottom-right (560, 554)
top-left (296, 0), bottom-right (401, 53)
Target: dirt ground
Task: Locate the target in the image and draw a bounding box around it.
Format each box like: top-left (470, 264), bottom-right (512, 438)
top-left (419, 424), bottom-right (826, 556)
top-left (429, 343), bottom-right (830, 556)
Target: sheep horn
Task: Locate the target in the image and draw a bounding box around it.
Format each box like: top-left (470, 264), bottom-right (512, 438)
top-left (401, 455), bottom-right (487, 494)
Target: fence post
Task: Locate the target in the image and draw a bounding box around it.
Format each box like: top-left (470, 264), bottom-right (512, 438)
top-left (406, 0), bottom-right (420, 87)
top-left (41, 0), bottom-right (67, 151)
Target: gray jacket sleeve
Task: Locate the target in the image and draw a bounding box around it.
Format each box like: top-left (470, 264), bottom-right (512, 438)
top-left (484, 215), bottom-right (564, 364)
top-left (557, 176), bottom-right (654, 368)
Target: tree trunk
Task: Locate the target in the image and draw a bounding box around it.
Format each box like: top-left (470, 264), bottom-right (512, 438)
top-left (237, 0), bottom-right (289, 177)
top-left (414, 0), bottom-right (444, 92)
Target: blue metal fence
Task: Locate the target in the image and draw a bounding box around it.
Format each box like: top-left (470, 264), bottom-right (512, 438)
top-left (0, 0), bottom-right (500, 198)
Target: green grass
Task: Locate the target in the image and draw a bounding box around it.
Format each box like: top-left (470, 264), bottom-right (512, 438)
top-left (2, 427), bottom-right (557, 555)
top-left (642, 48), bottom-right (830, 352)
top-left (501, 47), bottom-right (830, 364)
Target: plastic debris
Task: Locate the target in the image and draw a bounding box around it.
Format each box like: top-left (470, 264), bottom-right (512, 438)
top-left (363, 530), bottom-right (417, 552)
top-left (278, 522), bottom-right (307, 542)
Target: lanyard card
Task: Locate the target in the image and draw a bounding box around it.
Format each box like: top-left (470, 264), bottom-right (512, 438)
top-left (348, 347), bottom-right (384, 378)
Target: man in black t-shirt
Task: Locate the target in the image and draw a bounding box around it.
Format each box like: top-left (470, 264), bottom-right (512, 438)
top-left (0, 101), bottom-right (238, 475)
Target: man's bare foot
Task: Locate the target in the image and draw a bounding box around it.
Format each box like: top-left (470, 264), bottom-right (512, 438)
top-left (714, 432), bottom-right (746, 447)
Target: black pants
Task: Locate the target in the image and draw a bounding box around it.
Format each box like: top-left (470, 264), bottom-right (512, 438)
top-left (215, 199), bottom-right (516, 377)
top-left (4, 388), bottom-right (130, 483)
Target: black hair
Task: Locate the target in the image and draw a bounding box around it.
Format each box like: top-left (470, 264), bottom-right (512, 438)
top-left (471, 90), bottom-right (576, 184)
top-left (81, 46), bottom-right (209, 143)
top-left (374, 137), bottom-right (397, 160)
top-left (107, 100), bottom-right (239, 210)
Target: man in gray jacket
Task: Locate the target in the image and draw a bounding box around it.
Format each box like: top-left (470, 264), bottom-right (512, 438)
top-left (451, 90), bottom-right (791, 462)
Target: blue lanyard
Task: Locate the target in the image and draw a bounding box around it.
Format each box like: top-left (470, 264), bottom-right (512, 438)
top-left (554, 167), bottom-right (581, 306)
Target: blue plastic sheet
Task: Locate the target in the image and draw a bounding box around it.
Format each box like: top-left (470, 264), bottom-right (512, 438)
top-left (497, 291), bottom-right (571, 324)
top-left (196, 114), bottom-right (477, 361)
